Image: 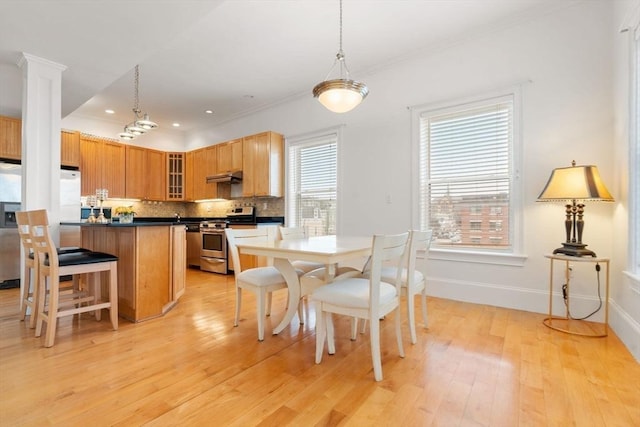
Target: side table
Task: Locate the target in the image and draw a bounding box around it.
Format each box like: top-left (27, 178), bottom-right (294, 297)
top-left (543, 254), bottom-right (610, 337)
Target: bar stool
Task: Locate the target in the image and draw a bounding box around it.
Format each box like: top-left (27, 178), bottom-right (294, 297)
top-left (15, 211), bottom-right (87, 329)
top-left (29, 209), bottom-right (119, 347)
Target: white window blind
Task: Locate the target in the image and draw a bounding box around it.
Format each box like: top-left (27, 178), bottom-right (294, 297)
top-left (419, 95), bottom-right (514, 250)
top-left (287, 133), bottom-right (338, 236)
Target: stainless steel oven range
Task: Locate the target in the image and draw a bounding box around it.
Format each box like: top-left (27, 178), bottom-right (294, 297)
top-left (200, 220), bottom-right (228, 274)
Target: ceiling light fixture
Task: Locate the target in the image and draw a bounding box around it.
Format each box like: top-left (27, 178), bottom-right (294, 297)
top-left (119, 65), bottom-right (158, 140)
top-left (313, 0), bottom-right (368, 113)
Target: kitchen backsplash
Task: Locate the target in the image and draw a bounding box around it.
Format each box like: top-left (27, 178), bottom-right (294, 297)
top-left (100, 197), bottom-right (284, 219)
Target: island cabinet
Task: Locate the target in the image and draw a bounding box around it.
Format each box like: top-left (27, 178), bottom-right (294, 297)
top-left (242, 131), bottom-right (284, 197)
top-left (125, 145), bottom-right (166, 200)
top-left (80, 224), bottom-right (186, 322)
top-left (80, 135), bottom-right (126, 197)
top-left (216, 138), bottom-right (243, 173)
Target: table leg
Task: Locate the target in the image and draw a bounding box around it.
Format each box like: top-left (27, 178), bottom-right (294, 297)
top-left (272, 257), bottom-right (301, 335)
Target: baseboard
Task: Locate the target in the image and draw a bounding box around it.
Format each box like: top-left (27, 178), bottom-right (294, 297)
top-left (426, 276), bottom-right (639, 361)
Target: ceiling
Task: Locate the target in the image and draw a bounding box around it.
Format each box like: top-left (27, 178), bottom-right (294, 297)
top-left (0, 0), bottom-right (564, 134)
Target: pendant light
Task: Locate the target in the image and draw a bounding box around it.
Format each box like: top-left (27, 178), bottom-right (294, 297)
top-left (313, 0), bottom-right (369, 113)
top-left (119, 65), bottom-right (157, 140)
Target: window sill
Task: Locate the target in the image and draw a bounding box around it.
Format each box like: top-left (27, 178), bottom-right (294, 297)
top-left (623, 270), bottom-right (640, 295)
top-left (426, 248), bottom-right (528, 267)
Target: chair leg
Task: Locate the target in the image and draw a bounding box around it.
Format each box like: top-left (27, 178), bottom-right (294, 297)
top-left (234, 287), bottom-right (242, 327)
top-left (350, 317), bottom-right (358, 340)
top-left (44, 275), bottom-right (60, 348)
top-left (90, 273), bottom-right (101, 322)
top-left (109, 263), bottom-right (118, 331)
top-left (19, 264), bottom-right (30, 321)
top-left (360, 318), bottom-right (367, 334)
top-left (265, 291), bottom-right (272, 317)
top-left (407, 291), bottom-right (417, 344)
top-left (34, 274), bottom-right (47, 337)
top-left (420, 288), bottom-right (428, 329)
top-left (395, 307), bottom-right (405, 359)
top-left (370, 317), bottom-right (383, 381)
top-left (297, 299), bottom-right (304, 325)
top-left (326, 314), bottom-right (336, 355)
top-left (315, 302), bottom-right (325, 364)
top-left (256, 289), bottom-right (266, 341)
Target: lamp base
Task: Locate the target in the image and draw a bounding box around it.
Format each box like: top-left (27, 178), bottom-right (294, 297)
top-left (552, 242), bottom-right (596, 257)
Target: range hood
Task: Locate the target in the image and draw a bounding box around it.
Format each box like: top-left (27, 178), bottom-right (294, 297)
top-left (206, 170), bottom-right (242, 184)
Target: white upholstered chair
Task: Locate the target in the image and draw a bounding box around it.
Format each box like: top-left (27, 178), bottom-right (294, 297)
top-left (363, 229), bottom-right (433, 344)
top-left (312, 232), bottom-right (409, 381)
top-left (29, 209), bottom-right (118, 347)
top-left (225, 227), bottom-right (303, 341)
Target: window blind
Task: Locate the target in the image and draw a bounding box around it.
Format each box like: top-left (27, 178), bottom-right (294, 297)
top-left (419, 97), bottom-right (513, 249)
top-left (287, 133), bottom-right (338, 236)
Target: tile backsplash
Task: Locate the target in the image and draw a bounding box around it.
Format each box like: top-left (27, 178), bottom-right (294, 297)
top-left (101, 197), bottom-right (283, 219)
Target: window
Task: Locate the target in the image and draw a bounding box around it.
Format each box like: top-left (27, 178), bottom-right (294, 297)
top-left (286, 130), bottom-right (338, 236)
top-left (415, 92), bottom-right (518, 254)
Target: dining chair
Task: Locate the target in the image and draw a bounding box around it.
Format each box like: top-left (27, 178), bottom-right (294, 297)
top-left (225, 227), bottom-right (303, 341)
top-left (362, 229), bottom-right (433, 344)
top-left (312, 232), bottom-right (409, 381)
top-left (15, 210), bottom-right (88, 329)
top-left (29, 209), bottom-right (118, 347)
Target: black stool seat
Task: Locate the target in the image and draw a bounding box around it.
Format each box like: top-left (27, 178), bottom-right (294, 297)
top-left (29, 247), bottom-right (90, 260)
top-left (46, 251), bottom-right (118, 267)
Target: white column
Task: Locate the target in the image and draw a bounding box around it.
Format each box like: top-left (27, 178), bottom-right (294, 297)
top-left (18, 53), bottom-right (67, 246)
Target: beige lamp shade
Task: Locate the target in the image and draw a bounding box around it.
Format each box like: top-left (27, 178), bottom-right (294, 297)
top-left (537, 163), bottom-right (614, 202)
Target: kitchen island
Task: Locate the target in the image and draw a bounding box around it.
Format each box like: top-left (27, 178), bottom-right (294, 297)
top-left (62, 222), bottom-right (186, 322)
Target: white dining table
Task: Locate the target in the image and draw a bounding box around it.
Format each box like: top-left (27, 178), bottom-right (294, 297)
top-left (236, 234), bottom-right (372, 335)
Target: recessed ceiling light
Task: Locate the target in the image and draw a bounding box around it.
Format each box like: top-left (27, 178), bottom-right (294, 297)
top-left (105, 109), bottom-right (115, 114)
top-left (205, 110), bottom-right (213, 114)
top-left (172, 123), bottom-right (180, 127)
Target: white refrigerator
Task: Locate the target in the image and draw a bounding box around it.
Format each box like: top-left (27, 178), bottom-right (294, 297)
top-left (0, 163), bottom-right (81, 286)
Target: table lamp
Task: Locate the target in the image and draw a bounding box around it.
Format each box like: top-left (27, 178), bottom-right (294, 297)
top-left (537, 160), bottom-right (614, 257)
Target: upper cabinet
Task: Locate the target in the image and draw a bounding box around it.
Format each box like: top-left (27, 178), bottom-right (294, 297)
top-left (216, 138), bottom-right (243, 173)
top-left (190, 145), bottom-right (218, 201)
top-left (125, 145), bottom-right (166, 201)
top-left (166, 152), bottom-right (184, 201)
top-left (0, 116), bottom-right (21, 160)
top-left (60, 130), bottom-right (80, 168)
top-left (242, 131), bottom-right (283, 197)
top-left (80, 135), bottom-right (126, 198)
top-left (0, 116), bottom-right (81, 168)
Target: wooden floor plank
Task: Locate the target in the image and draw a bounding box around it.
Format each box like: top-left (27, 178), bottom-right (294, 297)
top-left (0, 269), bottom-right (638, 426)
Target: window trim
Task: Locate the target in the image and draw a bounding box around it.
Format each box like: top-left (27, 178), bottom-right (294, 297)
top-left (410, 85), bottom-right (526, 266)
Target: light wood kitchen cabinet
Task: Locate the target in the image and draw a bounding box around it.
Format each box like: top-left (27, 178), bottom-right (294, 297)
top-left (0, 115), bottom-right (21, 160)
top-left (166, 152), bottom-right (184, 201)
top-left (60, 129), bottom-right (80, 168)
top-left (190, 145), bottom-right (218, 200)
top-left (242, 131), bottom-right (284, 197)
top-left (184, 151), bottom-right (194, 201)
top-left (216, 138), bottom-right (243, 173)
top-left (171, 225), bottom-right (186, 301)
top-left (125, 145), bottom-right (166, 200)
top-left (80, 135), bottom-right (126, 198)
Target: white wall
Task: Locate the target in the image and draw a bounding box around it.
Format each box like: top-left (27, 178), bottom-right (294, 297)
top-left (184, 0), bottom-right (640, 353)
top-left (612, 0), bottom-right (640, 360)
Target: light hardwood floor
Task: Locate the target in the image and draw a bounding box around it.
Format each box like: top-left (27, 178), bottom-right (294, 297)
top-left (1, 268), bottom-right (638, 426)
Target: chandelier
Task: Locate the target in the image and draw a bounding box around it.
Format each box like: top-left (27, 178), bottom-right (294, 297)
top-left (119, 65), bottom-right (158, 140)
top-left (312, 0), bottom-right (369, 113)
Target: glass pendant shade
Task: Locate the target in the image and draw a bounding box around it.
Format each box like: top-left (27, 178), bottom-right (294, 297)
top-left (313, 79), bottom-right (369, 113)
top-left (119, 128), bottom-right (135, 141)
top-left (126, 123), bottom-right (146, 136)
top-left (135, 113), bottom-right (157, 130)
